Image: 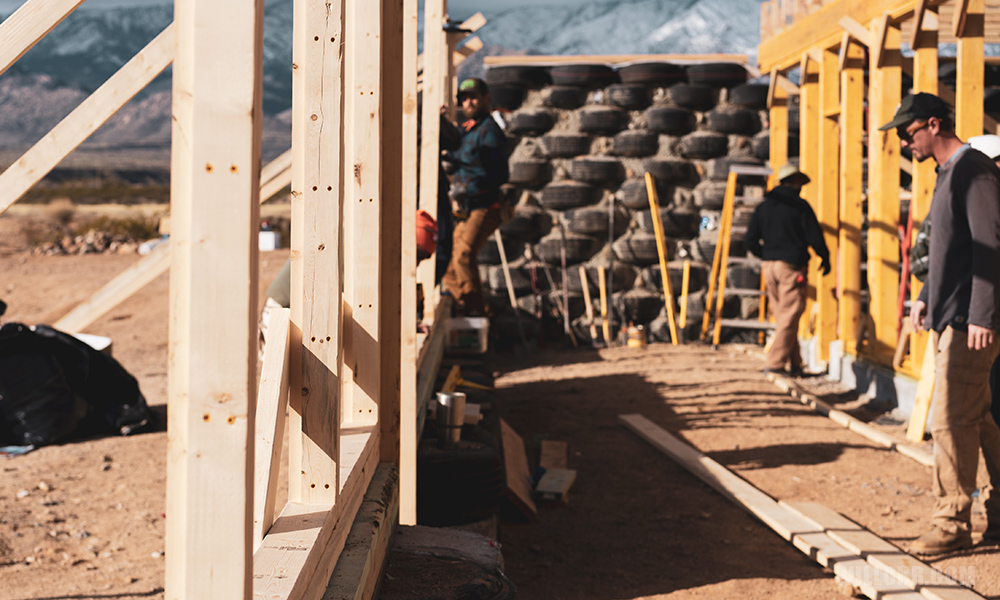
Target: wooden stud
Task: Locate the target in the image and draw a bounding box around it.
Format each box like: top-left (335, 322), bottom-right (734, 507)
top-left (837, 31), bottom-right (851, 72)
top-left (288, 0), bottom-right (344, 505)
top-left (645, 173), bottom-right (680, 345)
top-left (872, 12), bottom-right (893, 69)
top-left (483, 53), bottom-right (748, 66)
top-left (679, 260), bottom-right (691, 328)
top-left (253, 307), bottom-right (291, 552)
top-left (909, 0), bottom-right (928, 48)
top-left (768, 74), bottom-right (789, 184)
top-left (953, 0), bottom-right (971, 38)
top-left (0, 24), bottom-right (174, 216)
top-left (701, 172), bottom-right (736, 341)
top-left (165, 0), bottom-right (264, 596)
top-left (955, 0), bottom-right (985, 142)
top-left (710, 172), bottom-right (739, 346)
top-left (0, 0), bottom-right (85, 78)
top-left (839, 37), bottom-right (865, 356)
top-left (398, 0), bottom-right (419, 527)
top-left (580, 266), bottom-right (600, 342)
top-left (598, 266), bottom-right (612, 346)
top-left (816, 48), bottom-right (839, 362)
top-left (866, 16), bottom-right (902, 364)
top-left (798, 52), bottom-right (820, 341)
top-left (838, 15), bottom-right (872, 47)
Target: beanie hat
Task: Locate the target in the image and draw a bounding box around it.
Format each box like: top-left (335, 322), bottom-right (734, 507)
top-left (416, 209), bottom-right (437, 256)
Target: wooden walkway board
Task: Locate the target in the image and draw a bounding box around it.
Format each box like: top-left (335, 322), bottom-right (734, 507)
top-left (535, 468), bottom-right (576, 503)
top-left (500, 418), bottom-right (538, 520)
top-left (791, 532), bottom-right (857, 568)
top-left (780, 500), bottom-right (863, 532)
top-left (832, 558), bottom-right (925, 599)
top-left (540, 440), bottom-right (568, 469)
top-left (868, 552), bottom-right (961, 591)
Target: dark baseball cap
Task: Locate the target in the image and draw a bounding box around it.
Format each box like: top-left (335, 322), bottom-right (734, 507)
top-left (878, 92), bottom-right (952, 131)
top-left (457, 77), bottom-right (489, 100)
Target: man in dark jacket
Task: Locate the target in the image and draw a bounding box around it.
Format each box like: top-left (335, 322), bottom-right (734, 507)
top-left (745, 164), bottom-right (830, 375)
top-left (440, 78), bottom-right (509, 316)
top-left (883, 92), bottom-right (1000, 554)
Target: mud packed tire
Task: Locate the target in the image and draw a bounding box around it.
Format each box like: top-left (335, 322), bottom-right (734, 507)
top-left (617, 61), bottom-right (687, 86)
top-left (645, 106), bottom-right (697, 136)
top-left (706, 157), bottom-right (765, 181)
top-left (669, 83), bottom-right (718, 111)
top-left (535, 233), bottom-right (600, 266)
top-left (565, 205), bottom-right (629, 237)
top-left (549, 63), bottom-right (619, 87)
top-left (508, 110), bottom-right (556, 136)
top-left (707, 108), bottom-right (760, 135)
top-left (489, 85), bottom-right (524, 111)
top-left (678, 132), bottom-right (729, 159)
top-left (416, 440), bottom-right (505, 527)
top-left (685, 62), bottom-right (748, 87)
top-left (614, 288), bottom-right (665, 324)
top-left (540, 180), bottom-right (601, 210)
top-left (508, 159), bottom-right (551, 188)
top-left (567, 263), bottom-right (638, 296)
top-left (485, 65), bottom-right (551, 87)
top-left (611, 130), bottom-right (659, 157)
top-left (620, 177), bottom-right (668, 210)
top-left (487, 265), bottom-right (533, 294)
top-left (613, 231), bottom-right (667, 266)
top-left (634, 208), bottom-right (700, 238)
top-left (606, 83), bottom-right (652, 110)
top-left (499, 205), bottom-right (552, 243)
top-left (478, 235), bottom-right (522, 266)
top-left (726, 261), bottom-right (762, 290)
top-left (579, 107), bottom-right (630, 135)
top-left (693, 180), bottom-right (731, 210)
top-left (728, 83), bottom-right (769, 110)
top-left (543, 85), bottom-right (588, 109)
top-left (540, 133), bottom-right (592, 158)
top-left (643, 158), bottom-right (696, 184)
top-left (570, 156), bottom-right (624, 184)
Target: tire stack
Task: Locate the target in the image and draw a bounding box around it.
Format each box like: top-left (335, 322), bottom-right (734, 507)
top-left (477, 61), bottom-right (772, 346)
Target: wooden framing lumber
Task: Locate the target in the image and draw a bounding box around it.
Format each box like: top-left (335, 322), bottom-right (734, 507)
top-left (165, 0), bottom-right (264, 595)
top-left (710, 171), bottom-right (739, 346)
top-left (598, 265), bottom-right (612, 346)
top-left (0, 0), bottom-right (84, 78)
top-left (798, 53), bottom-right (820, 340)
top-left (955, 0), bottom-right (985, 142)
top-left (768, 74), bottom-right (789, 178)
top-left (499, 419), bottom-right (538, 520)
top-left (398, 0), bottom-right (420, 527)
top-left (289, 0), bottom-right (345, 505)
top-left (253, 307), bottom-right (292, 552)
top-left (644, 173), bottom-right (679, 345)
top-left (0, 24), bottom-right (174, 216)
top-left (872, 12), bottom-right (893, 69)
top-left (415, 295), bottom-right (452, 440)
top-left (815, 47), bottom-right (839, 361)
top-left (483, 54), bottom-right (748, 66)
top-left (866, 15), bottom-right (902, 363)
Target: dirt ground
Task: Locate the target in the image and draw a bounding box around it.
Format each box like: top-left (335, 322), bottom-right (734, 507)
top-left (1, 208), bottom-right (999, 600)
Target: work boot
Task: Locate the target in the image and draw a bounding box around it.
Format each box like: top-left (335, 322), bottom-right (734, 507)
top-left (981, 523), bottom-right (1000, 546)
top-left (910, 526), bottom-right (973, 555)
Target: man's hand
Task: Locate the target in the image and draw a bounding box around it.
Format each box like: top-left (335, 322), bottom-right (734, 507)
top-left (819, 258), bottom-right (831, 276)
top-left (968, 324), bottom-right (995, 350)
top-left (448, 182), bottom-right (468, 202)
top-left (911, 299), bottom-right (927, 330)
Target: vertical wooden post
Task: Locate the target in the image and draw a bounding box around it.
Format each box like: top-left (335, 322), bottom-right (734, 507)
top-left (839, 38), bottom-right (865, 356)
top-left (867, 17), bottom-right (902, 362)
top-left (798, 54), bottom-right (819, 340)
top-left (398, 0), bottom-right (419, 526)
top-left (381, 0), bottom-right (404, 463)
top-left (288, 0), bottom-right (344, 504)
top-left (816, 47), bottom-right (839, 361)
top-left (768, 70), bottom-right (789, 178)
top-left (910, 6), bottom-right (938, 372)
top-left (416, 0), bottom-right (446, 321)
top-left (341, 0), bottom-right (383, 435)
top-left (955, 0), bottom-right (984, 141)
top-left (165, 0), bottom-right (263, 596)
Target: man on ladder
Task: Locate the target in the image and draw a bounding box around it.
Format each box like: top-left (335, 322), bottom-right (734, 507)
top-left (744, 164), bottom-right (830, 376)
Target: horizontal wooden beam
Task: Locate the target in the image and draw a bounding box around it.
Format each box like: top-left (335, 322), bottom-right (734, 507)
top-left (484, 53), bottom-right (748, 66)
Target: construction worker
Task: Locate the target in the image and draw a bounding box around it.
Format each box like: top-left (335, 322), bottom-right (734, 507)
top-left (440, 78), bottom-right (509, 316)
top-left (744, 163), bottom-right (830, 376)
top-left (883, 92), bottom-right (1000, 554)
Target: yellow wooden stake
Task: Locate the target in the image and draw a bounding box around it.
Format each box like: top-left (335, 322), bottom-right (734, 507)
top-left (701, 172), bottom-right (736, 341)
top-left (679, 260), bottom-right (691, 328)
top-left (711, 171), bottom-right (740, 346)
top-left (579, 266), bottom-right (600, 342)
top-left (598, 265), bottom-right (612, 346)
top-left (644, 172), bottom-right (679, 345)
top-left (906, 334), bottom-right (936, 443)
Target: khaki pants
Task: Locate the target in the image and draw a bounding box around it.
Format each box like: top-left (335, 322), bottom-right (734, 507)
top-left (442, 205), bottom-right (501, 315)
top-left (763, 260), bottom-right (806, 371)
top-left (929, 326), bottom-right (1000, 532)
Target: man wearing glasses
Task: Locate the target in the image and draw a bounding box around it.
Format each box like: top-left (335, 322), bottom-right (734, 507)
top-left (881, 92), bottom-right (1000, 554)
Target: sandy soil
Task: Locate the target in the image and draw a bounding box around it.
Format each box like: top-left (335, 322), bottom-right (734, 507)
top-left (1, 208), bottom-right (999, 600)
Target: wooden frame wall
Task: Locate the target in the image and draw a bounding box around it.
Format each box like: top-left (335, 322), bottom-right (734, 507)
top-left (759, 0), bottom-right (998, 377)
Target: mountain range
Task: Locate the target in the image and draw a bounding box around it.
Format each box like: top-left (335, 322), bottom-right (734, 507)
top-left (0, 0), bottom-right (762, 167)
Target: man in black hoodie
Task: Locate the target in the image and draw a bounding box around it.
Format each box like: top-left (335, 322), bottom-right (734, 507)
top-left (744, 164), bottom-right (830, 376)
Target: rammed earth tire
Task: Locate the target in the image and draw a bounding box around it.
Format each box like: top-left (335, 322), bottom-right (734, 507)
top-left (706, 157), bottom-right (765, 181)
top-left (669, 83), bottom-right (718, 111)
top-left (565, 205), bottom-right (629, 237)
top-left (619, 177), bottom-right (668, 210)
top-left (635, 208), bottom-right (700, 238)
top-left (540, 181), bottom-right (601, 210)
top-left (487, 265), bottom-right (533, 294)
top-left (614, 288), bottom-right (664, 324)
top-left (540, 133), bottom-right (592, 158)
top-left (508, 110), bottom-right (555, 136)
top-left (543, 85), bottom-right (588, 109)
top-left (567, 263), bottom-right (638, 296)
top-left (645, 106), bottom-right (697, 136)
top-left (570, 156), bottom-right (624, 184)
top-left (478, 235), bottom-right (521, 265)
top-left (508, 159), bottom-right (551, 188)
top-left (606, 83), bottom-right (652, 110)
top-left (489, 85), bottom-right (524, 111)
top-left (693, 180), bottom-right (731, 210)
top-left (678, 132), bottom-right (729, 159)
top-left (499, 205), bottom-right (551, 243)
top-left (617, 62), bottom-right (687, 86)
top-left (643, 158), bottom-right (696, 184)
top-left (549, 63), bottom-right (618, 87)
top-left (611, 130), bottom-right (659, 157)
top-left (753, 132), bottom-right (799, 160)
top-left (685, 62), bottom-right (748, 87)
top-left (707, 108), bottom-right (760, 135)
top-left (579, 107), bottom-right (630, 135)
top-left (485, 65), bottom-right (551, 87)
top-left (728, 83), bottom-right (769, 110)
top-left (416, 440), bottom-right (505, 527)
top-left (613, 231), bottom-right (667, 266)
top-left (535, 233), bottom-right (600, 266)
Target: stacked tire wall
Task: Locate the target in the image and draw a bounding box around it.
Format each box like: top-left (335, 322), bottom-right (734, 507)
top-left (479, 61), bottom-right (771, 346)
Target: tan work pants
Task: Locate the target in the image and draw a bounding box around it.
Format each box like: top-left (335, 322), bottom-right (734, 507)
top-left (763, 260), bottom-right (806, 371)
top-left (929, 326), bottom-right (1000, 532)
top-left (442, 205), bottom-right (501, 315)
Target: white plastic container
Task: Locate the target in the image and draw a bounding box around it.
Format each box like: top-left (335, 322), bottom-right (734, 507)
top-left (443, 317), bottom-right (489, 354)
top-left (258, 230), bottom-right (281, 251)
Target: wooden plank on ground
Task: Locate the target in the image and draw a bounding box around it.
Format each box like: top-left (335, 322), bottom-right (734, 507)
top-left (779, 500), bottom-right (862, 531)
top-left (499, 418), bottom-right (538, 520)
top-left (539, 440), bottom-right (568, 469)
top-left (534, 468), bottom-right (576, 503)
top-left (827, 529), bottom-right (905, 557)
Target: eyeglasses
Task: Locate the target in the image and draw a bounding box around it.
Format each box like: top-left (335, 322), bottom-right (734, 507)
top-left (898, 119), bottom-right (929, 143)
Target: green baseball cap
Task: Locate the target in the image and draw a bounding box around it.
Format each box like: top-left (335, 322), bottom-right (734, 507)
top-left (879, 92), bottom-right (951, 131)
top-left (457, 77), bottom-right (489, 100)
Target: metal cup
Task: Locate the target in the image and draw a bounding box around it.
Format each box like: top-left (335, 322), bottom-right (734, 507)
top-left (436, 392), bottom-right (466, 447)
